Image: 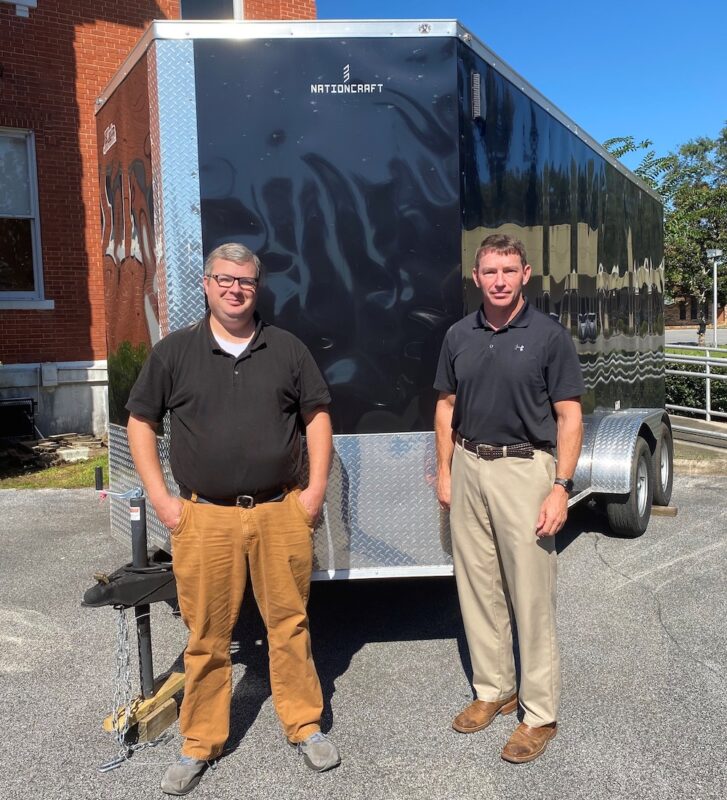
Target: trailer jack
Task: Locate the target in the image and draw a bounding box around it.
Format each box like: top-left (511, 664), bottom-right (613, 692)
top-left (84, 467), bottom-right (184, 766)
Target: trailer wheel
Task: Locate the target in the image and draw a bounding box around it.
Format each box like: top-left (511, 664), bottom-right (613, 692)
top-left (605, 437), bottom-right (654, 537)
top-left (652, 423), bottom-right (673, 506)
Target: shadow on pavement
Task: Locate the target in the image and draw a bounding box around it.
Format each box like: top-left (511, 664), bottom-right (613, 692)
top-left (166, 503), bottom-right (626, 756)
top-left (223, 575), bottom-right (470, 751)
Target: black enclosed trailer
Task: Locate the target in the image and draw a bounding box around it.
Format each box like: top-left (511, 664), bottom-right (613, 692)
top-left (95, 19), bottom-right (671, 579)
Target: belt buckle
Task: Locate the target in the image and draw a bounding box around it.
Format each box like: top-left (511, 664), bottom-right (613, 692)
top-left (475, 443), bottom-right (499, 460)
top-left (236, 495), bottom-right (255, 508)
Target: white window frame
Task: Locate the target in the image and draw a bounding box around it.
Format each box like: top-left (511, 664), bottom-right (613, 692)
top-left (0, 127), bottom-right (52, 309)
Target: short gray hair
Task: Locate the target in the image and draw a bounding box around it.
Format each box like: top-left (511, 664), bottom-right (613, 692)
top-left (203, 243), bottom-right (262, 278)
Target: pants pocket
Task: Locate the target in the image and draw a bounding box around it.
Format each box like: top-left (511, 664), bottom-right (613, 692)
top-left (292, 490), bottom-right (314, 528)
top-left (169, 498), bottom-right (191, 539)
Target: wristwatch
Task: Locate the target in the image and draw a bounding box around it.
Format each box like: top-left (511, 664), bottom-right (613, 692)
top-left (553, 477), bottom-right (574, 493)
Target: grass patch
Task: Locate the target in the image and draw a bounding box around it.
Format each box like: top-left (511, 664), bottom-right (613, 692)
top-left (0, 453), bottom-right (108, 490)
top-left (666, 347), bottom-right (727, 358)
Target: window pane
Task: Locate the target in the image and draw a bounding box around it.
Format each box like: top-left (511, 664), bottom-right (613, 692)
top-left (180, 0), bottom-right (234, 19)
top-left (0, 218), bottom-right (34, 291)
top-left (0, 135), bottom-right (32, 216)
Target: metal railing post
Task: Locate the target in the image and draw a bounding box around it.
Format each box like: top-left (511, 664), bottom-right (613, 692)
top-left (705, 348), bottom-right (711, 422)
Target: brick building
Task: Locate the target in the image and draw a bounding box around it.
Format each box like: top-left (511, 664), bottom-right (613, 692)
top-left (664, 297), bottom-right (725, 329)
top-left (0, 0), bottom-right (315, 437)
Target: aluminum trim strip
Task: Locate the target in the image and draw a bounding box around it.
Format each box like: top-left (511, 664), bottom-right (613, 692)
top-left (312, 565), bottom-right (454, 581)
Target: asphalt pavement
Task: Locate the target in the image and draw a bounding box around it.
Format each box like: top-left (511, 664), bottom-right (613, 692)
top-left (1, 472), bottom-right (725, 800)
top-left (665, 327), bottom-right (727, 347)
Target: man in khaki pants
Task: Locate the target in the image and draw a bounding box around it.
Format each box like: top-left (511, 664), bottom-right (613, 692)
top-left (127, 243), bottom-right (340, 795)
top-left (434, 234), bottom-right (584, 763)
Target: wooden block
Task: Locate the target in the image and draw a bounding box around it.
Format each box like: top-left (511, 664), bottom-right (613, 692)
top-left (651, 505), bottom-right (678, 517)
top-left (137, 697), bottom-right (178, 742)
top-left (103, 671), bottom-right (185, 733)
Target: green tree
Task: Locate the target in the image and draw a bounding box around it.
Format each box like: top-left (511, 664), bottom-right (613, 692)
top-left (605, 126), bottom-right (727, 314)
top-left (661, 125), bottom-right (727, 314)
top-left (602, 136), bottom-right (673, 189)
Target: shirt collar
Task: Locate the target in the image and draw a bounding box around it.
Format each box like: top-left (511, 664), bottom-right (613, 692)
top-left (475, 298), bottom-right (532, 331)
top-left (205, 311), bottom-right (266, 354)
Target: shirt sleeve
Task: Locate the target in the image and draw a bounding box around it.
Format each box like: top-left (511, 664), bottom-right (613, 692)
top-left (545, 326), bottom-right (586, 402)
top-left (433, 331), bottom-right (457, 394)
top-left (297, 346), bottom-right (331, 414)
top-left (125, 349), bottom-right (173, 424)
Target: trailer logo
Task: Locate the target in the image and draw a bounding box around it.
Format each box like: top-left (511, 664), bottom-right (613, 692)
top-left (310, 64), bottom-right (383, 95)
top-left (102, 123), bottom-right (117, 155)
top-left (515, 345), bottom-right (525, 351)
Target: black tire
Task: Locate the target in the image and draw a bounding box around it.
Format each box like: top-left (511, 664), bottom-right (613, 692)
top-left (652, 423), bottom-right (674, 506)
top-left (605, 437), bottom-right (654, 537)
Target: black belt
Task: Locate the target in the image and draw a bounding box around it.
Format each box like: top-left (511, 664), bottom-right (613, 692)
top-left (456, 434), bottom-right (552, 461)
top-left (179, 486), bottom-right (287, 508)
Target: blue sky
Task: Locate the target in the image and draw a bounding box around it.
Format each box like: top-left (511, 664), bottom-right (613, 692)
top-left (317, 0), bottom-right (727, 169)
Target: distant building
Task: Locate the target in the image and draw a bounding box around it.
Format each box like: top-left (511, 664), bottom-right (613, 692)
top-left (0, 0), bottom-right (315, 438)
top-left (664, 296), bottom-right (725, 328)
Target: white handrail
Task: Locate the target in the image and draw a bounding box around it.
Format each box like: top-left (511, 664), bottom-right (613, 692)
top-left (665, 347), bottom-right (727, 422)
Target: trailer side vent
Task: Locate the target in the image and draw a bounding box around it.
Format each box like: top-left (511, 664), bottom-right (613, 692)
top-left (471, 71), bottom-right (484, 120)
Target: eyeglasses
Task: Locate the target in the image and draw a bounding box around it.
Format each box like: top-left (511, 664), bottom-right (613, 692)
top-left (208, 274), bottom-right (259, 290)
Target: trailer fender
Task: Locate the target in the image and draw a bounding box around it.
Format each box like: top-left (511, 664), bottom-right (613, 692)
top-left (589, 409), bottom-right (666, 496)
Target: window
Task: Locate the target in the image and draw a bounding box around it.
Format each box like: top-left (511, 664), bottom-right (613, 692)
top-left (678, 302), bottom-right (686, 321)
top-left (690, 297), bottom-right (699, 320)
top-left (180, 0), bottom-right (238, 19)
top-left (0, 128), bottom-right (45, 300)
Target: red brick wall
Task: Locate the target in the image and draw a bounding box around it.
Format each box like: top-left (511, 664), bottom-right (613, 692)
top-left (245, 1), bottom-right (316, 19)
top-left (0, 0), bottom-right (316, 366)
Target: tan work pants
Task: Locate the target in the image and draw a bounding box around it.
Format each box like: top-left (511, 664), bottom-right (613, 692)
top-left (170, 488), bottom-right (323, 759)
top-left (450, 444), bottom-right (559, 727)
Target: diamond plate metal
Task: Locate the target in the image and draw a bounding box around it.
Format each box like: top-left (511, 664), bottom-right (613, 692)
top-left (109, 423), bottom-right (176, 552)
top-left (109, 412), bottom-right (668, 576)
top-left (572, 414), bottom-right (599, 491)
top-left (108, 427), bottom-right (453, 577)
top-left (589, 409), bottom-right (664, 494)
top-left (149, 39), bottom-right (204, 338)
top-left (314, 432), bottom-right (452, 575)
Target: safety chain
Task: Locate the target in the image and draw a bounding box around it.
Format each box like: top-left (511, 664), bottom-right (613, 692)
top-left (98, 606), bottom-right (173, 773)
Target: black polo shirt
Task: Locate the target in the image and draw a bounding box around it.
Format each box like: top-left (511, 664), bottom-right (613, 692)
top-left (434, 301), bottom-right (585, 448)
top-left (126, 313), bottom-right (331, 498)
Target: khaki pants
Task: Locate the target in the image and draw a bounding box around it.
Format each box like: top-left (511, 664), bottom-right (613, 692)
top-left (450, 444), bottom-right (559, 727)
top-left (171, 488), bottom-right (323, 759)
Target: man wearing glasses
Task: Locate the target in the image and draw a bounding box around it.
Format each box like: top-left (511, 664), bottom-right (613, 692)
top-left (126, 243), bottom-right (339, 795)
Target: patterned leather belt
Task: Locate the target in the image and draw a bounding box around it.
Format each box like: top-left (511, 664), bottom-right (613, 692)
top-left (456, 434), bottom-right (552, 460)
top-left (179, 486), bottom-right (287, 508)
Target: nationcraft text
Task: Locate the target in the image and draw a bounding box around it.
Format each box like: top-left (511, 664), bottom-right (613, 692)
top-left (310, 83), bottom-right (384, 94)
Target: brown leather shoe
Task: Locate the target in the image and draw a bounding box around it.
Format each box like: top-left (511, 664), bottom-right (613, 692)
top-left (501, 722), bottom-right (557, 763)
top-left (452, 693), bottom-right (518, 733)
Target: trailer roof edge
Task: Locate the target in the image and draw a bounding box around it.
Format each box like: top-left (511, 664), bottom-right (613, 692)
top-left (94, 19), bottom-right (661, 204)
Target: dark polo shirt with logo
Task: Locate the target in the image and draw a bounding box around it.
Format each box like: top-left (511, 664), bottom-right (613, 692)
top-left (126, 313), bottom-right (330, 498)
top-left (434, 301), bottom-right (585, 448)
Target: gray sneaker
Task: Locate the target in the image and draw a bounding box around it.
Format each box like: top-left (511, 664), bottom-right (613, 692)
top-left (160, 755), bottom-right (210, 795)
top-left (296, 731), bottom-right (341, 772)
